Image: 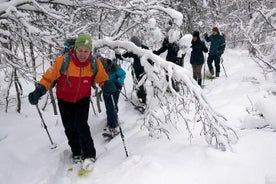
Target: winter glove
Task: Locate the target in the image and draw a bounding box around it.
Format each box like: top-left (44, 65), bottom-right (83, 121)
top-left (28, 84), bottom-right (46, 105)
top-left (204, 33), bottom-right (208, 37)
top-left (103, 80), bottom-right (117, 96)
top-left (115, 53), bottom-right (122, 60)
top-left (153, 50), bottom-right (158, 55)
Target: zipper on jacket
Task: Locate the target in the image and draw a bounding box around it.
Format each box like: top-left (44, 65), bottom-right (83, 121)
top-left (74, 65), bottom-right (83, 102)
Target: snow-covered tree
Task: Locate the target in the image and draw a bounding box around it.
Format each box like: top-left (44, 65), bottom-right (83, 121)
top-left (0, 0), bottom-right (240, 150)
top-left (94, 39), bottom-right (238, 151)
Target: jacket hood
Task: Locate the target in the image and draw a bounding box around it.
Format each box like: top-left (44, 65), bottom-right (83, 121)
top-left (130, 36), bottom-right (142, 47)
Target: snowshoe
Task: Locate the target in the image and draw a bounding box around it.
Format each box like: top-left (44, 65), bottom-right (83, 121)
top-left (72, 155), bottom-right (82, 164)
top-left (205, 73), bottom-right (215, 79)
top-left (102, 127), bottom-right (120, 140)
top-left (78, 158), bottom-right (95, 176)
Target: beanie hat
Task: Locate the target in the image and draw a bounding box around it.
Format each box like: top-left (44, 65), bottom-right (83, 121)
top-left (130, 36), bottom-right (142, 47)
top-left (74, 34), bottom-right (92, 50)
top-left (192, 31), bottom-right (200, 38)
top-left (212, 27), bottom-right (219, 33)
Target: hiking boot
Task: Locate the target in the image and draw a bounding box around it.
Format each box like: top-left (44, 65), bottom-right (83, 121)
top-left (210, 69), bottom-right (214, 76)
top-left (102, 127), bottom-right (119, 138)
top-left (198, 79), bottom-right (202, 88)
top-left (72, 155), bottom-right (82, 164)
top-left (82, 157), bottom-right (95, 170)
top-left (216, 72), bottom-right (220, 77)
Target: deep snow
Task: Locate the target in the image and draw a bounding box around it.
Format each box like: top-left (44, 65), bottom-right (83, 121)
top-left (0, 49), bottom-right (276, 184)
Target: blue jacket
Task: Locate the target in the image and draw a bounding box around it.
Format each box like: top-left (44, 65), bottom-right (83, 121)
top-left (105, 62), bottom-right (126, 86)
top-left (205, 33), bottom-right (225, 56)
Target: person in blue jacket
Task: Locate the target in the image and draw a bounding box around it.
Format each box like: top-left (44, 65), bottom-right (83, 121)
top-left (204, 27), bottom-right (225, 77)
top-left (101, 57), bottom-right (126, 137)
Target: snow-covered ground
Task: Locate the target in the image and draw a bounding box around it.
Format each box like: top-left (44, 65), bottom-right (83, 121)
top-left (1, 49), bottom-right (276, 184)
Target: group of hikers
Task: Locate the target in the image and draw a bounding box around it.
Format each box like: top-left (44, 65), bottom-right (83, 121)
top-left (28, 26), bottom-right (225, 170)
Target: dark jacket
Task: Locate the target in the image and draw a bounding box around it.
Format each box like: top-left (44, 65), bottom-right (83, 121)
top-left (154, 37), bottom-right (179, 63)
top-left (190, 39), bottom-right (208, 65)
top-left (122, 44), bottom-right (148, 79)
top-left (205, 33), bottom-right (225, 56)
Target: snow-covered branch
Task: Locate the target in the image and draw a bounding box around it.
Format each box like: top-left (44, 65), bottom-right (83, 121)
top-left (94, 39), bottom-right (238, 151)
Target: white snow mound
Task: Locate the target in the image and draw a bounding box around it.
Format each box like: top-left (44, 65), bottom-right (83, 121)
top-left (255, 95), bottom-right (276, 129)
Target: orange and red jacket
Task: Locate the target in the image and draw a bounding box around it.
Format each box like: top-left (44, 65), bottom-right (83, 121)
top-left (39, 49), bottom-right (108, 103)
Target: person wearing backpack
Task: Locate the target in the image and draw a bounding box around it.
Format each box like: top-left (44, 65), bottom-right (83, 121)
top-left (190, 31), bottom-right (208, 87)
top-left (100, 57), bottom-right (126, 138)
top-left (204, 27), bottom-right (225, 77)
top-left (28, 33), bottom-right (108, 169)
top-left (115, 36), bottom-right (148, 104)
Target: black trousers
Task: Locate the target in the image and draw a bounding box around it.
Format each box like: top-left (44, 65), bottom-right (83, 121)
top-left (58, 97), bottom-right (96, 159)
top-left (207, 54), bottom-right (221, 73)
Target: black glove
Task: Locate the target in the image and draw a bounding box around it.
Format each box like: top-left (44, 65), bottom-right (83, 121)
top-left (103, 80), bottom-right (117, 96)
top-left (115, 53), bottom-right (122, 60)
top-left (204, 33), bottom-right (208, 37)
top-left (28, 85), bottom-right (46, 105)
top-left (153, 50), bottom-right (158, 55)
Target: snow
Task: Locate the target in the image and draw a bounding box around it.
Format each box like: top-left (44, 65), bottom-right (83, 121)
top-left (151, 6), bottom-right (183, 27)
top-left (255, 96), bottom-right (276, 129)
top-left (1, 49), bottom-right (276, 184)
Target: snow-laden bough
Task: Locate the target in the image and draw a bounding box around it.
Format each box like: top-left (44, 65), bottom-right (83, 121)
top-left (95, 39), bottom-right (238, 151)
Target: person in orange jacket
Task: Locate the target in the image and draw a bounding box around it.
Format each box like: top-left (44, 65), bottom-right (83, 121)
top-left (28, 34), bottom-right (108, 169)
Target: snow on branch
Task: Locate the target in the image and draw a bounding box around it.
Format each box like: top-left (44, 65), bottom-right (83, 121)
top-left (150, 5), bottom-right (183, 27)
top-left (94, 39), bottom-right (238, 151)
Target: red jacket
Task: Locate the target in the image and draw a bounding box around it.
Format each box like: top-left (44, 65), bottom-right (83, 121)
top-left (39, 50), bottom-right (108, 102)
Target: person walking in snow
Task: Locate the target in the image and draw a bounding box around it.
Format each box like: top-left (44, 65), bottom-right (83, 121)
top-left (153, 33), bottom-right (182, 66)
top-left (153, 25), bottom-right (184, 91)
top-left (115, 36), bottom-right (148, 104)
top-left (204, 27), bottom-right (225, 77)
top-left (190, 31), bottom-right (208, 87)
top-left (100, 57), bottom-right (126, 138)
top-left (28, 34), bottom-right (108, 169)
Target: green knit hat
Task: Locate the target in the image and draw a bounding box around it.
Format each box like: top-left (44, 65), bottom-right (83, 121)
top-left (74, 34), bottom-right (92, 50)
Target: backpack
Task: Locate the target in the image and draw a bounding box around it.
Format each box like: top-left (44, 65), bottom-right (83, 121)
top-left (218, 33), bottom-right (226, 45)
top-left (60, 38), bottom-right (98, 75)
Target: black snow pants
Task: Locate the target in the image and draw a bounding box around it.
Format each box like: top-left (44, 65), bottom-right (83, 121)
top-left (207, 54), bottom-right (221, 73)
top-left (58, 97), bottom-right (96, 159)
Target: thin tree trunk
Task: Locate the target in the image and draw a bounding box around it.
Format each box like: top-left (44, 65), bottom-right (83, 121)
top-left (48, 45), bottom-right (58, 115)
top-left (29, 36), bottom-right (37, 83)
top-left (14, 68), bottom-right (22, 113)
top-left (49, 87), bottom-right (58, 115)
top-left (5, 69), bottom-right (13, 113)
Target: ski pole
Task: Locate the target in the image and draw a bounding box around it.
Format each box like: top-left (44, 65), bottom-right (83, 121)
top-left (36, 104), bottom-right (57, 149)
top-left (221, 57), bottom-right (228, 77)
top-left (90, 97), bottom-right (96, 115)
top-left (111, 94), bottom-right (129, 157)
top-left (202, 53), bottom-right (207, 88)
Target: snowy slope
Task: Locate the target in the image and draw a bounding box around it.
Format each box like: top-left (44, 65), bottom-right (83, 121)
top-left (0, 49), bottom-right (276, 184)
